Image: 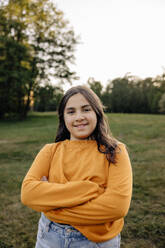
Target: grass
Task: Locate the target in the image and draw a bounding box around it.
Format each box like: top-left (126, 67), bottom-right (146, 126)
top-left (0, 112), bottom-right (165, 248)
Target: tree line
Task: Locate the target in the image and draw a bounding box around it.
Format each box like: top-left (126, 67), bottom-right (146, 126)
top-left (88, 75), bottom-right (165, 114)
top-left (33, 74), bottom-right (165, 114)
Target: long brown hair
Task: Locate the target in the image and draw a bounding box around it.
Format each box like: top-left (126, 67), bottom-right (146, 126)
top-left (55, 85), bottom-right (118, 163)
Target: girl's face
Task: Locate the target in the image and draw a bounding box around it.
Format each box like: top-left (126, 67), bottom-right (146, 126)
top-left (64, 93), bottom-right (97, 140)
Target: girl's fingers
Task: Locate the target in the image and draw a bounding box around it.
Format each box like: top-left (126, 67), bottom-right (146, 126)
top-left (41, 176), bottom-right (48, 181)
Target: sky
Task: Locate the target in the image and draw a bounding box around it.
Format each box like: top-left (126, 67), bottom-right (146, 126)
top-left (55, 0), bottom-right (165, 89)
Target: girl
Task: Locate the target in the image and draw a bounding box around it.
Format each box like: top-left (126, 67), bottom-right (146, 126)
top-left (21, 85), bottom-right (132, 248)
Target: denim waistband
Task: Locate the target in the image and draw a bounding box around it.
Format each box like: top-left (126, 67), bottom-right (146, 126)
top-left (42, 213), bottom-right (71, 228)
top-left (41, 213), bottom-right (85, 239)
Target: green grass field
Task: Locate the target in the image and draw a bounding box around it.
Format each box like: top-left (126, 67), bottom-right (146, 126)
top-left (0, 112), bottom-right (165, 248)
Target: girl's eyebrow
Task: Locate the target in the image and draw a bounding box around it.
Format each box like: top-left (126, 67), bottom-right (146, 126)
top-left (82, 104), bottom-right (91, 108)
top-left (65, 104), bottom-right (91, 111)
top-left (65, 107), bottom-right (74, 111)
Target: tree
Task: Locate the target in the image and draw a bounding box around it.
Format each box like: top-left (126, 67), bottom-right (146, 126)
top-left (87, 77), bottom-right (103, 99)
top-left (101, 82), bottom-right (112, 112)
top-left (138, 77), bottom-right (162, 113)
top-left (108, 77), bottom-right (132, 113)
top-left (159, 93), bottom-right (165, 113)
top-left (0, 0), bottom-right (78, 119)
top-left (103, 75), bottom-right (162, 114)
top-left (33, 84), bottom-right (64, 112)
top-left (0, 8), bottom-right (36, 118)
top-left (154, 73), bottom-right (165, 93)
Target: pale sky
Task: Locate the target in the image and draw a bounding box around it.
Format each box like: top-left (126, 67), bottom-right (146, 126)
top-left (56, 0), bottom-right (165, 89)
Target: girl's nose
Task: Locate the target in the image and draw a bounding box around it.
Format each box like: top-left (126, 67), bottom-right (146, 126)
top-left (75, 112), bottom-right (85, 121)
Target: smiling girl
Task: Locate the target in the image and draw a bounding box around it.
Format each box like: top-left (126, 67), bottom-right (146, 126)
top-left (21, 85), bottom-right (132, 248)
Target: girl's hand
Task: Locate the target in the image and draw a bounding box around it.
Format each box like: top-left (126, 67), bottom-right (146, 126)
top-left (41, 176), bottom-right (48, 182)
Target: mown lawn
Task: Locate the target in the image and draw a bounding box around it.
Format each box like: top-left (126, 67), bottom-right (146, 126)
top-left (0, 112), bottom-right (164, 248)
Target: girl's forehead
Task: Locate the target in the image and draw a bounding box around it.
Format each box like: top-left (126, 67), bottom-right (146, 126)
top-left (65, 93), bottom-right (90, 108)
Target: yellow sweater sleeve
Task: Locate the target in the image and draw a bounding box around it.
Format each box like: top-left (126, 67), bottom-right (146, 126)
top-left (44, 143), bottom-right (133, 225)
top-left (21, 144), bottom-right (102, 212)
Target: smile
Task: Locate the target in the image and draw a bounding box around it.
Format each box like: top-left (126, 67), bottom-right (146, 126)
top-left (74, 124), bottom-right (88, 128)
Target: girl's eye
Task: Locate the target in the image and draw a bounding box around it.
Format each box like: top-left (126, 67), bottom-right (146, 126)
top-left (67, 111), bottom-right (74, 114)
top-left (84, 108), bottom-right (91, 112)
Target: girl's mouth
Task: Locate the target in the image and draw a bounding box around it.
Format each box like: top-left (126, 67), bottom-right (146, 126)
top-left (74, 124), bottom-right (88, 128)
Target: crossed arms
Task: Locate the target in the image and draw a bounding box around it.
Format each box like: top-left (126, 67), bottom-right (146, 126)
top-left (21, 143), bottom-right (132, 225)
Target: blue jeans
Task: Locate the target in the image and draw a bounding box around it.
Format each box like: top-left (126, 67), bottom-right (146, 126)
top-left (35, 213), bottom-right (121, 248)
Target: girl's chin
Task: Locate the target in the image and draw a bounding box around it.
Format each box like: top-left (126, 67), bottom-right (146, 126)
top-left (71, 135), bottom-right (90, 140)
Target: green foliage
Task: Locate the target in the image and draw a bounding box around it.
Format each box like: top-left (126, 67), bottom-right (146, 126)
top-left (88, 74), bottom-right (165, 114)
top-left (87, 77), bottom-right (103, 99)
top-left (0, 0), bottom-right (78, 119)
top-left (33, 84), bottom-right (64, 112)
top-left (0, 39), bottom-right (36, 118)
top-left (159, 93), bottom-right (165, 113)
top-left (0, 112), bottom-right (165, 247)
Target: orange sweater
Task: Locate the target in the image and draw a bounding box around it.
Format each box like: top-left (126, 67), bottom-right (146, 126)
top-left (21, 140), bottom-right (132, 242)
